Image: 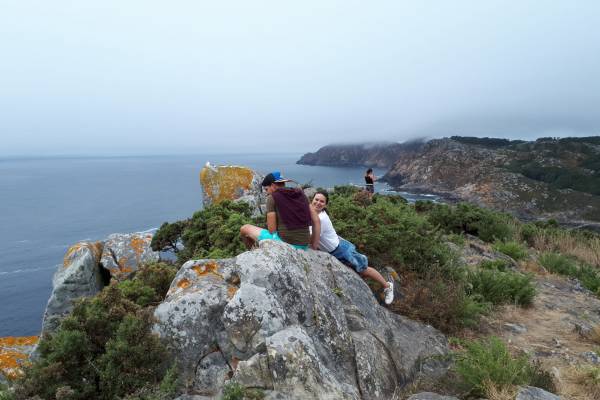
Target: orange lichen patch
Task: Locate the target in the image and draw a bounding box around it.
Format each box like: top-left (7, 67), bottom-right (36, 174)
top-left (177, 278), bottom-right (191, 289)
top-left (192, 261), bottom-right (224, 280)
top-left (0, 336), bottom-right (38, 380)
top-left (129, 236), bottom-right (147, 261)
top-left (200, 165), bottom-right (254, 204)
top-left (227, 286), bottom-right (238, 299)
top-left (116, 256), bottom-right (133, 273)
top-left (63, 242), bottom-right (103, 268)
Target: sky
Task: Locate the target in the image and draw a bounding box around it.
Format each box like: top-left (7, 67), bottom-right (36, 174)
top-left (1, 1), bottom-right (599, 156)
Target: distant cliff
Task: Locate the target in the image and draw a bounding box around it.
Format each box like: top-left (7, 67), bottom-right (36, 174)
top-left (384, 136), bottom-right (600, 223)
top-left (297, 140), bottom-right (425, 168)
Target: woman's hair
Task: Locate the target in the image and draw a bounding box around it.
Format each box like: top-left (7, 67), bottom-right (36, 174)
top-left (366, 168), bottom-right (373, 175)
top-left (313, 190), bottom-right (329, 205)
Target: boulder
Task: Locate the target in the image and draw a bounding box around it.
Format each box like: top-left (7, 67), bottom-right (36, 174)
top-left (516, 386), bottom-right (561, 400)
top-left (100, 232), bottom-right (159, 278)
top-left (200, 163), bottom-right (265, 217)
top-left (407, 393), bottom-right (460, 400)
top-left (41, 242), bottom-right (105, 335)
top-left (154, 241), bottom-right (449, 399)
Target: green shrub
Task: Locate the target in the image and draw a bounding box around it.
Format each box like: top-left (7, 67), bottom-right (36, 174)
top-left (426, 203), bottom-right (514, 243)
top-left (151, 221), bottom-right (187, 254)
top-left (479, 259), bottom-right (510, 272)
top-left (332, 185), bottom-right (360, 197)
top-left (454, 337), bottom-right (546, 396)
top-left (467, 269), bottom-right (536, 306)
top-left (327, 194), bottom-right (451, 272)
top-left (152, 201), bottom-right (255, 264)
top-left (578, 265), bottom-right (600, 294)
top-left (221, 382), bottom-right (244, 400)
top-left (220, 382), bottom-right (264, 400)
top-left (493, 241), bottom-right (528, 260)
top-left (519, 223), bottom-right (539, 246)
top-left (539, 252), bottom-right (577, 275)
top-left (0, 386), bottom-right (14, 400)
top-left (15, 268), bottom-right (176, 400)
top-left (446, 233), bottom-right (466, 246)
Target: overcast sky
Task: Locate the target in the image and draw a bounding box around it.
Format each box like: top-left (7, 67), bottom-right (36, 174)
top-left (1, 1), bottom-right (599, 156)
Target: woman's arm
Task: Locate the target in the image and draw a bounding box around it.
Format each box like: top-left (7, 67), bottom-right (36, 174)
top-left (309, 206), bottom-right (321, 250)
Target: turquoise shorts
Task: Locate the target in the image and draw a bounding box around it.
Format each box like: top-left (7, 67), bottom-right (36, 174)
top-left (258, 229), bottom-right (308, 250)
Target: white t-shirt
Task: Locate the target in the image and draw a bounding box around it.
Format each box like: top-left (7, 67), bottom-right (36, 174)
top-left (315, 211), bottom-right (340, 252)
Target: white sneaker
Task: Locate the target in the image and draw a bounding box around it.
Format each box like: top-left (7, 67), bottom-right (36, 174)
top-left (384, 281), bottom-right (394, 305)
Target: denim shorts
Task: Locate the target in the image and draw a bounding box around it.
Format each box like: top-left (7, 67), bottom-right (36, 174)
top-left (258, 229), bottom-right (308, 250)
top-left (330, 237), bottom-right (368, 273)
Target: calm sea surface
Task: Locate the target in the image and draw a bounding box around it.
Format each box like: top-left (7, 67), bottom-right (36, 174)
top-left (0, 154), bottom-right (435, 336)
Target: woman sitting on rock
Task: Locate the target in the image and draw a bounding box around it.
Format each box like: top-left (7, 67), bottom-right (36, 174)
top-left (310, 190), bottom-right (394, 305)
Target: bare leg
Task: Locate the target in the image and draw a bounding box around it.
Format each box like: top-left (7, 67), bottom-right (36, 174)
top-left (359, 267), bottom-right (390, 288)
top-left (240, 224), bottom-right (264, 249)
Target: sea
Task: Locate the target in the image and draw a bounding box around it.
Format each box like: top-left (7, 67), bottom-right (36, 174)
top-left (0, 153), bottom-right (437, 337)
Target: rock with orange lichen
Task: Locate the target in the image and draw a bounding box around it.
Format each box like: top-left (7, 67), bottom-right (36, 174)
top-left (100, 232), bottom-right (160, 278)
top-left (0, 336), bottom-right (38, 384)
top-left (153, 241), bottom-right (448, 399)
top-left (200, 163), bottom-right (265, 216)
top-left (41, 241), bottom-right (107, 335)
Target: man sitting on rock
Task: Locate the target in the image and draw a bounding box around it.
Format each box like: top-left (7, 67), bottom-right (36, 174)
top-left (240, 171), bottom-right (320, 250)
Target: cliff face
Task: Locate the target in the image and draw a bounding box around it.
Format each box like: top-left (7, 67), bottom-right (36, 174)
top-left (384, 138), bottom-right (600, 222)
top-left (297, 141), bottom-right (425, 168)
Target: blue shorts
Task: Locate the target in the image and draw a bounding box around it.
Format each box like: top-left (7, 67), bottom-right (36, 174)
top-left (330, 237), bottom-right (368, 273)
top-left (257, 229), bottom-right (308, 250)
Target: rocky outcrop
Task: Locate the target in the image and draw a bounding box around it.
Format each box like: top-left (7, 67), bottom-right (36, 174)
top-left (41, 242), bottom-right (106, 334)
top-left (40, 233), bottom-right (159, 337)
top-left (384, 138), bottom-right (600, 223)
top-left (153, 241), bottom-right (449, 399)
top-left (516, 386), bottom-right (561, 400)
top-left (200, 163), bottom-right (265, 216)
top-left (100, 232), bottom-right (159, 278)
top-left (0, 336), bottom-right (38, 383)
top-left (297, 141), bottom-right (425, 168)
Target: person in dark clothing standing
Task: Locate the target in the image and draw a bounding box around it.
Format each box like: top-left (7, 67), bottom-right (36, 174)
top-left (364, 168), bottom-right (376, 195)
top-left (240, 171), bottom-right (320, 250)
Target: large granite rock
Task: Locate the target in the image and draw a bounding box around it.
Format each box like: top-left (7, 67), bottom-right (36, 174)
top-left (100, 232), bottom-right (159, 278)
top-left (200, 163), bottom-right (265, 217)
top-left (41, 242), bottom-right (105, 335)
top-left (516, 386), bottom-right (561, 400)
top-left (154, 241), bottom-right (449, 399)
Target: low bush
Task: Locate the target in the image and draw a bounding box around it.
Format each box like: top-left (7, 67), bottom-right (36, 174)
top-left (454, 336), bottom-right (555, 397)
top-left (478, 259), bottom-right (510, 272)
top-left (467, 269), bottom-right (536, 306)
top-left (220, 382), bottom-right (264, 400)
top-left (539, 252), bottom-right (600, 295)
top-left (426, 203), bottom-right (515, 243)
top-left (13, 263), bottom-right (177, 400)
top-left (493, 241), bottom-right (528, 260)
top-left (152, 201), bottom-right (256, 264)
top-left (539, 252), bottom-right (578, 275)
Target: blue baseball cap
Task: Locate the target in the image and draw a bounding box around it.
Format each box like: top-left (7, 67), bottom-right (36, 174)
top-left (261, 171), bottom-right (290, 186)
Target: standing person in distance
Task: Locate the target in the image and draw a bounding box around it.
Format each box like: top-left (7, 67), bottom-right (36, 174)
top-left (364, 168), bottom-right (376, 197)
top-left (310, 190), bottom-right (394, 305)
top-left (240, 171), bottom-right (320, 250)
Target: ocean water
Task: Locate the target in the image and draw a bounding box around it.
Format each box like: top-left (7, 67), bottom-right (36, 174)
top-left (0, 154), bottom-right (435, 337)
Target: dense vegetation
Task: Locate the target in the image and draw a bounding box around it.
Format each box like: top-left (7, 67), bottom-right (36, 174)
top-left (9, 263), bottom-right (179, 400)
top-left (450, 136), bottom-right (525, 148)
top-left (8, 184), bottom-right (600, 399)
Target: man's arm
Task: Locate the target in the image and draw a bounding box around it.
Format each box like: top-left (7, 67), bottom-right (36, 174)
top-left (309, 206), bottom-right (321, 250)
top-left (267, 212), bottom-right (277, 234)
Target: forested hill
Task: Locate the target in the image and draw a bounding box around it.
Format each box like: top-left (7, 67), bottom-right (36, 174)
top-left (299, 136), bottom-right (600, 223)
top-left (296, 140), bottom-right (426, 168)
